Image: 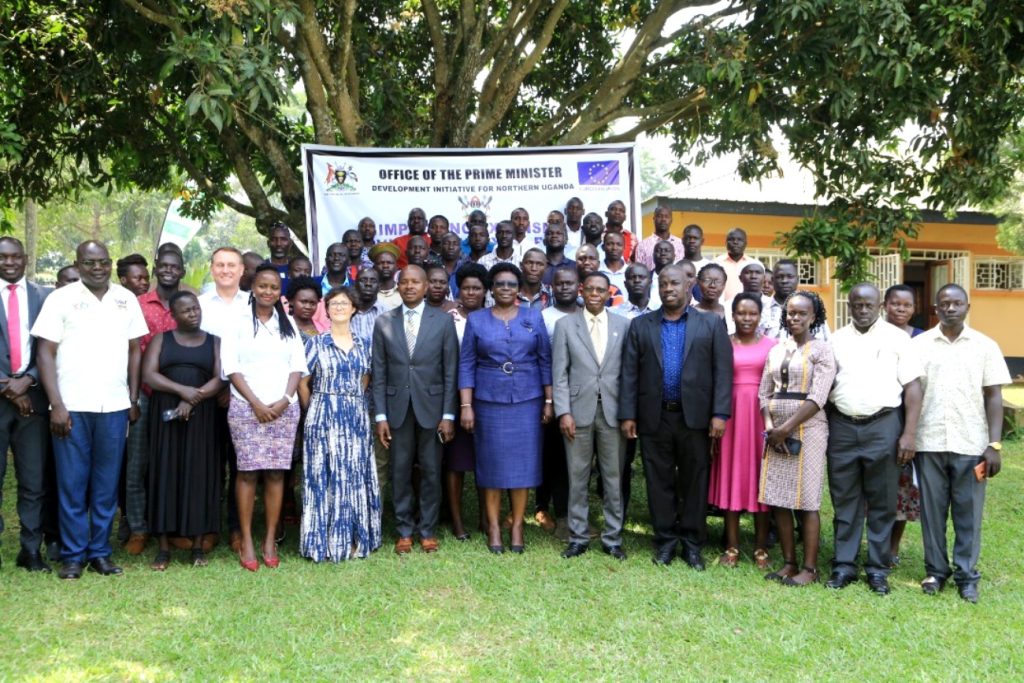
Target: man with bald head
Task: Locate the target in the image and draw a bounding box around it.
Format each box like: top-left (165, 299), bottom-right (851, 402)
top-left (825, 283), bottom-right (924, 595)
top-left (33, 241), bottom-right (149, 579)
top-left (372, 265), bottom-right (459, 554)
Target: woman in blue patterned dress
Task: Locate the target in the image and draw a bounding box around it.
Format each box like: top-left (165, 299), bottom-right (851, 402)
top-left (298, 287), bottom-right (382, 561)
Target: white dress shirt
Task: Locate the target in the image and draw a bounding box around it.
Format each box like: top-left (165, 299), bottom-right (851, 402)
top-left (829, 319), bottom-right (923, 416)
top-left (2, 277), bottom-right (31, 374)
top-left (198, 287), bottom-right (250, 339)
top-left (220, 308), bottom-right (309, 404)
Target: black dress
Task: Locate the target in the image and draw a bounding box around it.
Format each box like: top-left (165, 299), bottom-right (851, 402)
top-left (147, 331), bottom-right (221, 536)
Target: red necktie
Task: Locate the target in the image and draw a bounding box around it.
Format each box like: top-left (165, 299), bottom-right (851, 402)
top-left (7, 284), bottom-right (20, 374)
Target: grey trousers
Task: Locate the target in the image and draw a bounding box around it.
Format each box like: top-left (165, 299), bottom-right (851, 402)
top-left (389, 416), bottom-right (442, 539)
top-left (564, 403), bottom-right (625, 546)
top-left (0, 399), bottom-right (50, 553)
top-left (826, 409), bottom-right (901, 576)
top-left (124, 393), bottom-right (150, 534)
top-left (916, 451), bottom-right (986, 586)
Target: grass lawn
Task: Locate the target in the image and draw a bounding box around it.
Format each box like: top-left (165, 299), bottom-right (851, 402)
top-left (2, 441), bottom-right (1022, 681)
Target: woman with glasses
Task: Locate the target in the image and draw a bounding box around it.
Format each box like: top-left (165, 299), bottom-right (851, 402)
top-left (694, 263), bottom-right (727, 319)
top-left (298, 287), bottom-right (381, 561)
top-left (458, 263), bottom-right (553, 554)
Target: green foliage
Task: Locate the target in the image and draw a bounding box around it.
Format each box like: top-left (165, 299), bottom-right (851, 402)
top-left (1, 0), bottom-right (1022, 284)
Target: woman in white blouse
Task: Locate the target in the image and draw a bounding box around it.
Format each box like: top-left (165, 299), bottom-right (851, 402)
top-left (220, 264), bottom-right (308, 571)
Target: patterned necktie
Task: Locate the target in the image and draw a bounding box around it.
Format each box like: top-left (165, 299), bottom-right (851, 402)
top-left (6, 284), bottom-right (20, 373)
top-left (405, 309), bottom-right (417, 356)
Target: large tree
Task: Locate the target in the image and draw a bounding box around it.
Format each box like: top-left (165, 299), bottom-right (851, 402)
top-left (2, 0), bottom-right (1022, 280)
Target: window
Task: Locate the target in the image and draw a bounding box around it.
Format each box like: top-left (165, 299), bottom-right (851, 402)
top-left (705, 249), bottom-right (822, 285)
top-left (973, 260), bottom-right (1024, 291)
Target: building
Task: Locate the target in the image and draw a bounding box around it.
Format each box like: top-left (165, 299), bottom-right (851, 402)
top-left (642, 158), bottom-right (1024, 374)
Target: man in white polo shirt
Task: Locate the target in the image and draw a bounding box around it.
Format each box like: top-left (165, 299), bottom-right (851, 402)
top-left (33, 241), bottom-right (148, 580)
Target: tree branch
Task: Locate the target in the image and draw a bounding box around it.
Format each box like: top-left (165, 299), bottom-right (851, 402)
top-left (231, 109), bottom-right (304, 208)
top-left (294, 0), bottom-right (361, 144)
top-left (121, 0), bottom-right (185, 39)
top-left (291, 32), bottom-right (337, 145)
top-left (590, 90), bottom-right (708, 144)
top-left (423, 0), bottom-right (452, 146)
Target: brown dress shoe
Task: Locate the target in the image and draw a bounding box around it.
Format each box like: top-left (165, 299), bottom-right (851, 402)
top-left (124, 533), bottom-right (149, 555)
top-left (534, 510), bottom-right (556, 533)
top-left (394, 536), bottom-right (414, 555)
top-left (229, 531), bottom-right (243, 554)
top-left (420, 537), bottom-right (439, 553)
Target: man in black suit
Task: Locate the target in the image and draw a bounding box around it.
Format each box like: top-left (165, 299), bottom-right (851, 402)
top-left (0, 237), bottom-right (52, 572)
top-left (619, 263), bottom-right (732, 569)
top-left (372, 265), bottom-right (459, 554)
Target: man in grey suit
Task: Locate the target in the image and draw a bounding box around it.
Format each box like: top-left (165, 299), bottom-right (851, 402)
top-left (619, 263), bottom-right (733, 568)
top-left (0, 237), bottom-right (52, 572)
top-left (553, 272), bottom-right (630, 560)
top-left (372, 265), bottom-right (459, 554)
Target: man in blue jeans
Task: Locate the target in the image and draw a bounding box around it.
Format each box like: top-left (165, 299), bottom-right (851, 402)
top-left (33, 241), bottom-right (148, 580)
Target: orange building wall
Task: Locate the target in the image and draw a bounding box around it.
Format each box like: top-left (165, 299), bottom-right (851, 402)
top-left (641, 208), bottom-right (1024, 356)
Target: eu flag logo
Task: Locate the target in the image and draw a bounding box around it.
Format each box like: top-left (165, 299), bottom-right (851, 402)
top-left (577, 160), bottom-right (620, 186)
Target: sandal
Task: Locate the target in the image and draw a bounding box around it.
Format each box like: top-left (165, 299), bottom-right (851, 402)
top-left (765, 560), bottom-right (798, 582)
top-left (150, 550), bottom-right (171, 572)
top-left (718, 547), bottom-right (740, 568)
top-left (191, 547), bottom-right (208, 568)
top-left (753, 548), bottom-right (771, 571)
top-left (783, 566), bottom-right (819, 587)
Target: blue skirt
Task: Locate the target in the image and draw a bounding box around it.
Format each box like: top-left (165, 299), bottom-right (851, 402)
top-left (473, 397), bottom-right (543, 489)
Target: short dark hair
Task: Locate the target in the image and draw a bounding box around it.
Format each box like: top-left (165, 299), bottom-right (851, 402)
top-left (485, 262), bottom-right (524, 290)
top-left (884, 283), bottom-right (915, 302)
top-left (697, 262), bottom-right (727, 282)
top-left (774, 258), bottom-right (798, 274)
top-left (936, 282), bottom-right (968, 303)
top-left (455, 263), bottom-right (488, 289)
top-left (552, 265), bottom-right (579, 282)
top-left (682, 224), bottom-right (703, 236)
top-left (116, 253), bottom-right (148, 278)
top-left (288, 255), bottom-right (312, 268)
top-left (731, 291), bottom-right (763, 314)
top-left (286, 275), bottom-right (322, 301)
top-left (168, 290), bottom-right (198, 310)
top-left (583, 271), bottom-right (610, 289)
top-left (781, 290), bottom-right (827, 334)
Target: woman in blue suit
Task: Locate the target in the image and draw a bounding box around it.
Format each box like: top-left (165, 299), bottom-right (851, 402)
top-left (459, 263), bottom-right (553, 554)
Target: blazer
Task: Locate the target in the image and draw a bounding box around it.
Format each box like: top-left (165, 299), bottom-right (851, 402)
top-left (1, 280), bottom-right (51, 412)
top-left (372, 303), bottom-right (459, 429)
top-left (458, 307), bottom-right (552, 404)
top-left (618, 307), bottom-right (733, 434)
top-left (551, 310), bottom-right (629, 427)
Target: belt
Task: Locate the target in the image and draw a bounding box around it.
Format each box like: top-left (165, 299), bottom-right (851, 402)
top-left (829, 406), bottom-right (896, 425)
top-left (662, 400), bottom-right (682, 412)
top-left (772, 392), bottom-right (808, 400)
top-left (479, 361), bottom-right (537, 375)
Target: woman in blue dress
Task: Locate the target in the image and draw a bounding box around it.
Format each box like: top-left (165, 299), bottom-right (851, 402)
top-left (298, 286), bottom-right (382, 561)
top-left (459, 263), bottom-right (553, 554)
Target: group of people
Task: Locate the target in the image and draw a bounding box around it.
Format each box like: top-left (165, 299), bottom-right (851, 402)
top-left (0, 199), bottom-right (1010, 605)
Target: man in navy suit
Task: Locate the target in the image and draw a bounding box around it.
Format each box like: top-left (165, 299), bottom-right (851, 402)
top-left (0, 237), bottom-right (52, 572)
top-left (619, 263), bottom-right (733, 569)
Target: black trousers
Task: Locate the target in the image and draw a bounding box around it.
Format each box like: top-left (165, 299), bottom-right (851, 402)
top-left (0, 399), bottom-right (49, 554)
top-left (535, 421), bottom-right (569, 518)
top-left (639, 411), bottom-right (710, 553)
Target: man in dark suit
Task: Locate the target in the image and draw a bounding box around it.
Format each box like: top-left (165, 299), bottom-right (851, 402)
top-left (0, 237), bottom-right (52, 572)
top-left (619, 263), bottom-right (733, 569)
top-left (372, 264), bottom-right (459, 554)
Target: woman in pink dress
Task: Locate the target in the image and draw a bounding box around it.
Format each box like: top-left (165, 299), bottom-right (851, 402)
top-left (709, 293), bottom-right (776, 569)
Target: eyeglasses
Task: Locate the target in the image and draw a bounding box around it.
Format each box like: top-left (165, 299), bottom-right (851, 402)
top-left (79, 259), bottom-right (112, 268)
top-left (700, 278), bottom-right (724, 286)
top-left (327, 301), bottom-right (351, 309)
top-left (493, 281), bottom-right (519, 289)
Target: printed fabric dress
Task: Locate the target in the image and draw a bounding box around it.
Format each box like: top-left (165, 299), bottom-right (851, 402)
top-left (300, 332), bottom-right (382, 561)
top-left (757, 338), bottom-right (837, 511)
top-left (708, 335), bottom-right (776, 512)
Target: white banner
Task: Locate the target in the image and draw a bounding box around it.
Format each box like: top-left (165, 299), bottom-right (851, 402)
top-left (158, 197), bottom-right (204, 250)
top-left (301, 144), bottom-right (640, 269)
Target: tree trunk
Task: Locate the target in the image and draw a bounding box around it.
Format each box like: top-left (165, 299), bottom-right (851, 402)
top-left (24, 198), bottom-right (38, 279)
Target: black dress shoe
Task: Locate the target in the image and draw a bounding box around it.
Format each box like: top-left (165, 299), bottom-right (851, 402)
top-left (825, 571), bottom-right (857, 590)
top-left (15, 550), bottom-right (52, 574)
top-left (958, 583), bottom-right (979, 604)
top-left (488, 545), bottom-right (505, 555)
top-left (58, 561), bottom-right (83, 580)
top-left (561, 542), bottom-right (589, 559)
top-left (921, 575), bottom-right (946, 595)
top-left (509, 545), bottom-right (525, 555)
top-left (602, 544), bottom-right (627, 561)
top-left (87, 556), bottom-right (124, 576)
top-left (866, 574), bottom-right (891, 595)
top-left (46, 541), bottom-right (62, 563)
top-left (652, 546), bottom-right (675, 566)
top-left (683, 549), bottom-right (706, 571)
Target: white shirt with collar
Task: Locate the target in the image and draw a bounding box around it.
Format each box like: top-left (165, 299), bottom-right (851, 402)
top-left (198, 287), bottom-right (250, 339)
top-left (829, 318), bottom-right (923, 417)
top-left (30, 281), bottom-right (149, 412)
top-left (1, 276), bottom-right (31, 375)
top-left (219, 308), bottom-right (309, 404)
top-left (761, 295), bottom-right (831, 341)
top-left (913, 324), bottom-right (1011, 456)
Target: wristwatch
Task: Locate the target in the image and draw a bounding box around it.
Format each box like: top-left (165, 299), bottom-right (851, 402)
top-left (988, 441), bottom-right (1002, 452)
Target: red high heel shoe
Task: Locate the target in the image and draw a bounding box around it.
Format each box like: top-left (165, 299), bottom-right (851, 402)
top-left (262, 545), bottom-right (280, 569)
top-left (239, 553), bottom-right (259, 572)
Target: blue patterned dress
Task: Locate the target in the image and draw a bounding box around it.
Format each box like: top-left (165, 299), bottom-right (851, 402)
top-left (299, 332), bottom-right (382, 561)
